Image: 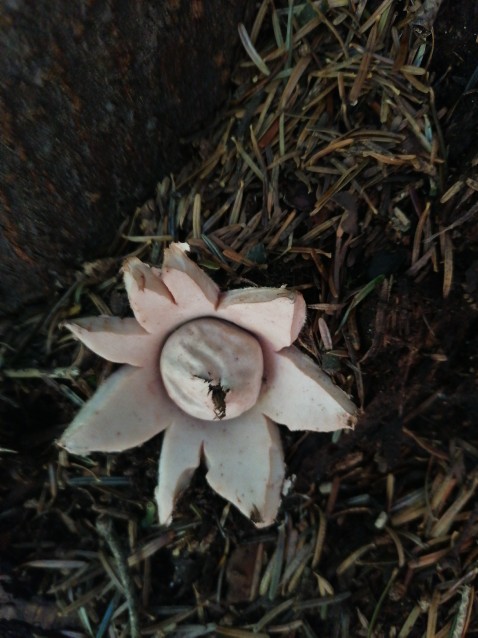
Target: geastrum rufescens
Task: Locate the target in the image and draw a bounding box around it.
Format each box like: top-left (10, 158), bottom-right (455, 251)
top-left (61, 243), bottom-right (357, 526)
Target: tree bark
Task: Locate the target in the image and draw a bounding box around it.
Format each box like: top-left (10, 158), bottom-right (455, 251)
top-left (0, 0), bottom-right (247, 314)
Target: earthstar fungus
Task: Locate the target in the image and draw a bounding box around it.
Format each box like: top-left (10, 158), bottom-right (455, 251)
top-left (61, 243), bottom-right (357, 526)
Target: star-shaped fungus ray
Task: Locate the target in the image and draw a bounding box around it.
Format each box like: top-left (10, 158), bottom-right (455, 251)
top-left (203, 412), bottom-right (284, 527)
top-left (217, 287), bottom-right (306, 352)
top-left (156, 411), bottom-right (285, 527)
top-left (64, 316), bottom-right (156, 366)
top-left (160, 242), bottom-right (220, 313)
top-left (60, 364), bottom-right (176, 454)
top-left (258, 345), bottom-right (357, 432)
top-left (123, 245), bottom-right (222, 339)
top-left (123, 257), bottom-right (177, 336)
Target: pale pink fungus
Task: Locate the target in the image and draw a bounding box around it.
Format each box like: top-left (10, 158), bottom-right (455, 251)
top-left (160, 318), bottom-right (263, 421)
top-left (60, 243), bottom-right (357, 527)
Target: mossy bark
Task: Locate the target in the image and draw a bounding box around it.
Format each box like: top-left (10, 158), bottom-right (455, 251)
top-left (0, 0), bottom-right (247, 313)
